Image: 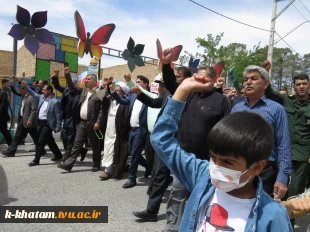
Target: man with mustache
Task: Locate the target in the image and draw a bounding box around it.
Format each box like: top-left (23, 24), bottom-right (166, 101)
top-left (232, 65), bottom-right (292, 200)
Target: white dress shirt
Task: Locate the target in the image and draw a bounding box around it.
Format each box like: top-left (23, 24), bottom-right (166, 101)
top-left (80, 91), bottom-right (92, 120)
top-left (130, 99), bottom-right (143, 128)
top-left (38, 96), bottom-right (50, 120)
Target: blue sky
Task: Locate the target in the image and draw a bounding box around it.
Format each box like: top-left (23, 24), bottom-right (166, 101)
top-left (0, 0), bottom-right (309, 70)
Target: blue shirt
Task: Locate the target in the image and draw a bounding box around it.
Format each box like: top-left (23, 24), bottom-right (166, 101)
top-left (232, 96), bottom-right (292, 184)
top-left (151, 97), bottom-right (292, 232)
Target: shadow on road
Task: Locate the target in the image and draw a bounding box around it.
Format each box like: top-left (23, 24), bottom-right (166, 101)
top-left (0, 164), bottom-right (18, 206)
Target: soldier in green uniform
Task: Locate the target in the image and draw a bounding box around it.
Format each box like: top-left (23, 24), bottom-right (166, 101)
top-left (263, 61), bottom-right (310, 201)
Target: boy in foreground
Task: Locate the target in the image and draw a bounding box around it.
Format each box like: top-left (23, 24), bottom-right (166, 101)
top-left (150, 65), bottom-right (292, 231)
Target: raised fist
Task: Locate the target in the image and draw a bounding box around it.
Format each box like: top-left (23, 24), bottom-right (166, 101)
top-left (131, 85), bottom-right (142, 95)
top-left (162, 48), bottom-right (173, 65)
top-left (262, 60), bottom-right (271, 72)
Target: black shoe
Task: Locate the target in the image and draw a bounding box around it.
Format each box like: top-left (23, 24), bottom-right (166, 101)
top-left (144, 168), bottom-right (152, 178)
top-left (57, 163), bottom-right (72, 172)
top-left (28, 161), bottom-right (39, 166)
top-left (80, 148), bottom-right (88, 162)
top-left (51, 157), bottom-right (63, 161)
top-left (133, 210), bottom-right (158, 222)
top-left (122, 179), bottom-right (136, 188)
top-left (91, 166), bottom-right (100, 172)
top-left (2, 151), bottom-right (15, 157)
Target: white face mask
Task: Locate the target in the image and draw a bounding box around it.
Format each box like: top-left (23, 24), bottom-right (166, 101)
top-left (209, 159), bottom-right (255, 192)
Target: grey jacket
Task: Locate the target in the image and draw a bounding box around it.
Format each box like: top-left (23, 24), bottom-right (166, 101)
top-left (20, 94), bottom-right (38, 128)
top-left (25, 86), bottom-right (62, 131)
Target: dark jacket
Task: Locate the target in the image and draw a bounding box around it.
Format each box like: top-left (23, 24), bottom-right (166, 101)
top-left (64, 73), bottom-right (110, 131)
top-left (0, 90), bottom-right (9, 122)
top-left (51, 76), bottom-right (79, 125)
top-left (111, 91), bottom-right (148, 137)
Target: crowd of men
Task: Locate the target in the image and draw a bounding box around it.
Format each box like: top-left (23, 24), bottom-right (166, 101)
top-left (1, 51), bottom-right (310, 231)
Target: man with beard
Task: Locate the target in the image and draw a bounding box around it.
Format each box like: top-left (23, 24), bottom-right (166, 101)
top-left (263, 60), bottom-right (310, 226)
top-left (232, 65), bottom-right (291, 200)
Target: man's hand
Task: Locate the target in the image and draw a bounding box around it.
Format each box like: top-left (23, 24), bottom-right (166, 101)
top-left (123, 74), bottom-right (131, 82)
top-left (274, 181), bottom-right (288, 199)
top-left (173, 74), bottom-right (214, 102)
top-left (64, 67), bottom-right (70, 75)
top-left (216, 77), bottom-right (225, 87)
top-left (54, 129), bottom-right (60, 133)
top-left (282, 198), bottom-right (310, 219)
top-left (27, 122), bottom-right (32, 127)
top-left (131, 86), bottom-right (142, 95)
top-left (162, 48), bottom-right (173, 65)
top-left (262, 60), bottom-right (271, 72)
top-left (109, 84), bottom-right (115, 92)
top-left (21, 81), bottom-right (27, 87)
top-left (94, 123), bottom-right (99, 131)
top-left (9, 80), bottom-right (13, 87)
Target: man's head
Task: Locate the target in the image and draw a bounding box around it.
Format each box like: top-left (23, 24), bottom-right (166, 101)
top-left (154, 74), bottom-right (168, 96)
top-left (293, 74), bottom-right (309, 100)
top-left (175, 67), bottom-right (191, 84)
top-left (136, 75), bottom-right (149, 90)
top-left (243, 65), bottom-right (269, 99)
top-left (32, 80), bottom-right (38, 87)
top-left (18, 84), bottom-right (27, 96)
top-left (54, 69), bottom-right (60, 76)
top-left (279, 89), bottom-right (288, 95)
top-left (42, 85), bottom-right (53, 98)
top-left (85, 74), bottom-right (97, 90)
top-left (240, 88), bottom-right (245, 96)
top-left (223, 86), bottom-right (231, 96)
top-left (115, 82), bottom-right (130, 98)
top-left (38, 79), bottom-right (48, 90)
top-left (108, 76), bottom-right (113, 82)
top-left (1, 79), bottom-right (9, 88)
top-left (207, 111), bottom-right (274, 190)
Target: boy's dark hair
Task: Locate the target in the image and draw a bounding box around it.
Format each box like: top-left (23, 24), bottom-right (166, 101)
top-left (33, 80), bottom-right (38, 84)
top-left (293, 74), bottom-right (309, 84)
top-left (44, 84), bottom-right (53, 92)
top-left (198, 66), bottom-right (216, 79)
top-left (137, 75), bottom-right (149, 89)
top-left (207, 112), bottom-right (274, 168)
top-left (176, 67), bottom-right (191, 78)
top-left (2, 79), bottom-right (9, 84)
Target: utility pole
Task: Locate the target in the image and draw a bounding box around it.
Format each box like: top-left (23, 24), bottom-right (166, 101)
top-left (267, 0), bottom-right (278, 80)
top-left (267, 0), bottom-right (296, 81)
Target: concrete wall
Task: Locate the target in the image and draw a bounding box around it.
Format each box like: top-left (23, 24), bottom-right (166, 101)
top-left (16, 46), bottom-right (36, 78)
top-left (0, 50), bottom-right (13, 76)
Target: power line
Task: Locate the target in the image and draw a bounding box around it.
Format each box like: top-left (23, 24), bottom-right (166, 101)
top-left (188, 0), bottom-right (302, 56)
top-left (188, 0), bottom-right (270, 32)
top-left (299, 0), bottom-right (310, 15)
top-left (293, 3), bottom-right (309, 21)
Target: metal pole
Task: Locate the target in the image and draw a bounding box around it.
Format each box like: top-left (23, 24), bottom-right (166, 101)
top-left (267, 0), bottom-right (278, 80)
top-left (11, 38), bottom-right (17, 129)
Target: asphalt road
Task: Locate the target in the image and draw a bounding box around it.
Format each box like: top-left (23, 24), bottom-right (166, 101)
top-left (0, 143), bottom-right (309, 232)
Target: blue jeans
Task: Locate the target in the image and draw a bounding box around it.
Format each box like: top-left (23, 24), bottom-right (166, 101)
top-left (128, 128), bottom-right (147, 181)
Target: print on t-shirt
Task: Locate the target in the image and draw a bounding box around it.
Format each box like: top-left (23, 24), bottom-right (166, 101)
top-left (203, 203), bottom-right (235, 232)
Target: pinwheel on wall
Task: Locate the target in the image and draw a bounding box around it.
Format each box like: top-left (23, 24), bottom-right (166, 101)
top-left (188, 56), bottom-right (200, 75)
top-left (8, 5), bottom-right (54, 55)
top-left (121, 37), bottom-right (145, 73)
top-left (156, 39), bottom-right (183, 72)
top-left (74, 11), bottom-right (115, 59)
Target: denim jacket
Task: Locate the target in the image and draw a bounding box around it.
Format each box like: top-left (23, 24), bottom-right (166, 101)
top-left (150, 97), bottom-right (293, 232)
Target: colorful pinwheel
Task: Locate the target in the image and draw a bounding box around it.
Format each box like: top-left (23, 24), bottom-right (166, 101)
top-left (121, 37), bottom-right (145, 72)
top-left (8, 5), bottom-right (54, 55)
top-left (156, 39), bottom-right (183, 72)
top-left (214, 61), bottom-right (226, 82)
top-left (188, 56), bottom-right (200, 75)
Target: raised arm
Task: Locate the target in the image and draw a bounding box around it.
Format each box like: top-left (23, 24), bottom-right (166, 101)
top-left (21, 82), bottom-right (40, 101)
top-left (64, 67), bottom-right (83, 95)
top-left (9, 85), bottom-right (21, 97)
top-left (265, 84), bottom-right (285, 105)
top-left (150, 75), bottom-right (214, 191)
top-left (50, 71), bottom-right (65, 93)
top-left (110, 84), bottom-right (130, 105)
top-left (135, 90), bottom-right (163, 108)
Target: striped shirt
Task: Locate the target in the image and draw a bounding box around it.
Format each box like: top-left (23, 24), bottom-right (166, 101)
top-left (232, 95), bottom-right (292, 184)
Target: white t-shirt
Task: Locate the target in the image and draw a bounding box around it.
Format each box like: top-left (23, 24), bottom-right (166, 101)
top-left (195, 188), bottom-right (255, 232)
top-left (80, 91), bottom-right (92, 120)
top-left (130, 99), bottom-right (143, 128)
